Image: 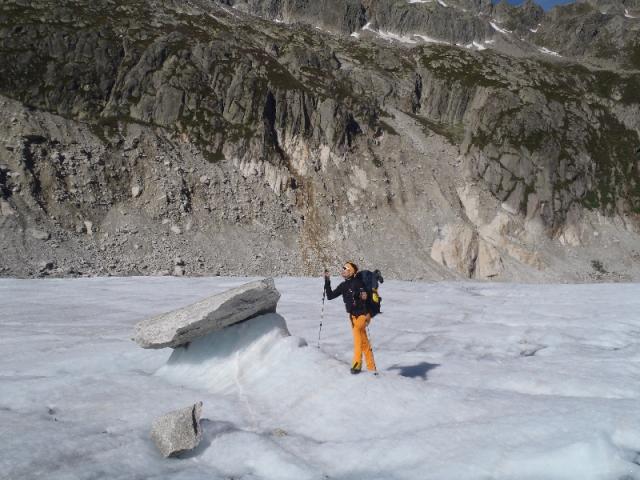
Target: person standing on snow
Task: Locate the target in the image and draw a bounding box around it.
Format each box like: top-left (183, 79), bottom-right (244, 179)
top-left (324, 261), bottom-right (377, 375)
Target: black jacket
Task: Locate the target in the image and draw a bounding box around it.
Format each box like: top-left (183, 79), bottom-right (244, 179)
top-left (324, 276), bottom-right (371, 316)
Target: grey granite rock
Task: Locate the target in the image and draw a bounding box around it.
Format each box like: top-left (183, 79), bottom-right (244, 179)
top-left (29, 229), bottom-right (50, 241)
top-left (133, 278), bottom-right (280, 349)
top-left (151, 402), bottom-right (203, 458)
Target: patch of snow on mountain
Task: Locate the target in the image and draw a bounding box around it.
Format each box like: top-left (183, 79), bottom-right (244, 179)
top-left (413, 34), bottom-right (448, 44)
top-left (490, 21), bottom-right (512, 35)
top-left (409, 0), bottom-right (432, 3)
top-left (625, 9), bottom-right (637, 18)
top-left (219, 5), bottom-right (241, 19)
top-left (539, 46), bottom-right (562, 57)
top-left (207, 12), bottom-right (224, 23)
top-left (437, 0), bottom-right (448, 7)
top-left (361, 23), bottom-right (418, 44)
top-left (378, 30), bottom-right (418, 44)
top-left (472, 41), bottom-right (487, 50)
top-left (459, 41), bottom-right (487, 51)
top-left (314, 26), bottom-right (335, 35)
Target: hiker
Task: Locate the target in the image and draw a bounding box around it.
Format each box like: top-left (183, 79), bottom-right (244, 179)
top-left (324, 261), bottom-right (377, 375)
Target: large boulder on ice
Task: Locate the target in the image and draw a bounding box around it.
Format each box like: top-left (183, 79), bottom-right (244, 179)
top-left (133, 278), bottom-right (280, 349)
top-left (151, 401), bottom-right (203, 458)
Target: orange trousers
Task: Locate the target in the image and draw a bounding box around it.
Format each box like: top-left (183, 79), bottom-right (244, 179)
top-left (350, 314), bottom-right (376, 371)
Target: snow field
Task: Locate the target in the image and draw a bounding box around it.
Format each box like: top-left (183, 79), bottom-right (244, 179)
top-left (1, 277), bottom-right (640, 479)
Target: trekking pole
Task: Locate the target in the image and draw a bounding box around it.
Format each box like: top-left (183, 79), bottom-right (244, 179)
top-left (318, 288), bottom-right (326, 349)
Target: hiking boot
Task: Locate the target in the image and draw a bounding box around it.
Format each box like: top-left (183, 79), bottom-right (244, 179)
top-left (350, 366), bottom-right (362, 374)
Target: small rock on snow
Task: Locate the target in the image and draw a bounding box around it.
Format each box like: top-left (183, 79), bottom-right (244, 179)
top-left (150, 402), bottom-right (203, 458)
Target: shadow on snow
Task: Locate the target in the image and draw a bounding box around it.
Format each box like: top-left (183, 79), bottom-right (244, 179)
top-left (387, 362), bottom-right (440, 380)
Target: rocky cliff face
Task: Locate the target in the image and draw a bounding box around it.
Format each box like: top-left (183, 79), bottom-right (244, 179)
top-left (0, 0), bottom-right (639, 281)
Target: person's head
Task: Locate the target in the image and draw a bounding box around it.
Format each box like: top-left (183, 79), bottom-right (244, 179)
top-left (341, 261), bottom-right (358, 279)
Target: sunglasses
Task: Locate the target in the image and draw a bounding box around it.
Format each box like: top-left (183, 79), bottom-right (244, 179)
top-left (343, 265), bottom-right (352, 271)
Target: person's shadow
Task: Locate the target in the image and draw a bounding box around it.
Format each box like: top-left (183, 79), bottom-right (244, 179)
top-left (388, 362), bottom-right (440, 380)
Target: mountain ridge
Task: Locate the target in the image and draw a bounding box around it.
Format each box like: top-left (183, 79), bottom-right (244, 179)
top-left (0, 0), bottom-right (639, 281)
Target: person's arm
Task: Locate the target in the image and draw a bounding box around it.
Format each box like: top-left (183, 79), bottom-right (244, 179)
top-left (324, 276), bottom-right (344, 300)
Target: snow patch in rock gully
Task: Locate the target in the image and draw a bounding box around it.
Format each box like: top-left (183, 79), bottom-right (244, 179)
top-left (413, 34), bottom-right (448, 44)
top-left (2, 277), bottom-right (640, 479)
top-left (459, 41), bottom-right (487, 51)
top-left (490, 21), bottom-right (512, 35)
top-left (359, 22), bottom-right (453, 46)
top-left (539, 46), bottom-right (562, 57)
